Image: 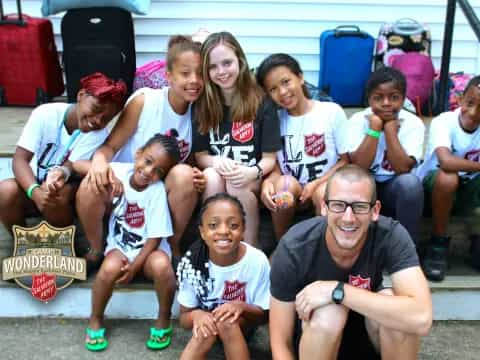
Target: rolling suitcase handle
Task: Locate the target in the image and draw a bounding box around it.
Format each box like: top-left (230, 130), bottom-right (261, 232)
top-left (0, 0), bottom-right (25, 26)
top-left (392, 18), bottom-right (424, 36)
top-left (334, 25), bottom-right (369, 38)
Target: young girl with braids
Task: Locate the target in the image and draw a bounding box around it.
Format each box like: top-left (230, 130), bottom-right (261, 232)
top-left (83, 134), bottom-right (180, 352)
top-left (177, 193), bottom-right (270, 360)
top-left (77, 35), bottom-right (205, 266)
top-left (0, 72), bottom-right (126, 233)
top-left (193, 31), bottom-right (281, 247)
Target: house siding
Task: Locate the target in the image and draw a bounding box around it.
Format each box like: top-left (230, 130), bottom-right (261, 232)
top-left (4, 0), bottom-right (480, 85)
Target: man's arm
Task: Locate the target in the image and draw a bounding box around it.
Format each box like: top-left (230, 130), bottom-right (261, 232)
top-left (342, 266), bottom-right (432, 336)
top-left (270, 296), bottom-right (297, 360)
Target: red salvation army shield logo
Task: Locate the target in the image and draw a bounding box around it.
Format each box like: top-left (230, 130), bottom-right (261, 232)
top-left (348, 274), bottom-right (372, 290)
top-left (178, 139), bottom-right (190, 161)
top-left (304, 134), bottom-right (325, 157)
top-left (125, 202), bottom-right (145, 228)
top-left (221, 280), bottom-right (247, 301)
top-left (31, 273), bottom-right (57, 302)
top-left (465, 149), bottom-right (480, 162)
top-left (232, 122), bottom-right (254, 143)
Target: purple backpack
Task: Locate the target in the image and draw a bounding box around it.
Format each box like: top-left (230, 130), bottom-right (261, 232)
top-left (133, 59), bottom-right (168, 91)
top-left (391, 52), bottom-right (434, 112)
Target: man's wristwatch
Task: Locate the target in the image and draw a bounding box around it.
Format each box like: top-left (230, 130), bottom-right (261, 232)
top-left (332, 281), bottom-right (345, 304)
top-left (253, 163), bottom-right (263, 180)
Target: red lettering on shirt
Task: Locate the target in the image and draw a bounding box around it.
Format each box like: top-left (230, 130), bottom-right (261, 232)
top-left (221, 280), bottom-right (247, 301)
top-left (304, 134), bottom-right (325, 157)
top-left (125, 202), bottom-right (145, 228)
top-left (232, 122), bottom-right (254, 143)
top-left (348, 274), bottom-right (372, 290)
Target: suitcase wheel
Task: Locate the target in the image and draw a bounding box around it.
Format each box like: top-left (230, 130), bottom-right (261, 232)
top-left (36, 88), bottom-right (51, 106)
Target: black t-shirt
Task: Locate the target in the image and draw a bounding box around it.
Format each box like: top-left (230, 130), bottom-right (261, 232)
top-left (192, 98), bottom-right (281, 165)
top-left (270, 215), bottom-right (419, 302)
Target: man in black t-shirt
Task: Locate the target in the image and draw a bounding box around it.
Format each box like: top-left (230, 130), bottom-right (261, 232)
top-left (269, 165), bottom-right (432, 360)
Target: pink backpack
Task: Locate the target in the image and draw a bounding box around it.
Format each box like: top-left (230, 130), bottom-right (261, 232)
top-left (391, 52), bottom-right (435, 112)
top-left (133, 59), bottom-right (168, 91)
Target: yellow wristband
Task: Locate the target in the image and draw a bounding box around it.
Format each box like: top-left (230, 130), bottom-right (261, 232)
top-left (366, 128), bottom-right (381, 139)
top-left (26, 183), bottom-right (40, 199)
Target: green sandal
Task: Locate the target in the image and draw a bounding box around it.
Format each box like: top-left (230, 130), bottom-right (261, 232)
top-left (85, 327), bottom-right (108, 352)
top-left (146, 326), bottom-right (172, 350)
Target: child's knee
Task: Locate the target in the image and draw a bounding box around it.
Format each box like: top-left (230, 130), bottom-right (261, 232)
top-left (0, 179), bottom-right (23, 203)
top-left (216, 320), bottom-right (242, 341)
top-left (434, 170), bottom-right (459, 193)
top-left (148, 251), bottom-right (174, 279)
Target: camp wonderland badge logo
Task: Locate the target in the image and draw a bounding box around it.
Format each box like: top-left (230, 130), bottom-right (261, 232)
top-left (2, 221), bottom-right (86, 302)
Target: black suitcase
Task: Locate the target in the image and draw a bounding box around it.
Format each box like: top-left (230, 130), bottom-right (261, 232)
top-left (61, 7), bottom-right (136, 102)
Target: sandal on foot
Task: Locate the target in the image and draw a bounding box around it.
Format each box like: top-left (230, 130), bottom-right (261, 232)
top-left (85, 327), bottom-right (108, 351)
top-left (146, 326), bottom-right (172, 350)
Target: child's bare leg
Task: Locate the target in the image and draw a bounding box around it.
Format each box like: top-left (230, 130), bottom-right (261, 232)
top-left (180, 334), bottom-right (217, 360)
top-left (76, 179), bottom-right (111, 259)
top-left (432, 170), bottom-right (459, 236)
top-left (88, 250), bottom-right (125, 329)
top-left (271, 175), bottom-right (302, 240)
top-left (202, 167), bottom-right (226, 200)
top-left (217, 320), bottom-right (250, 360)
top-left (143, 250), bottom-right (176, 329)
top-left (311, 181), bottom-right (327, 216)
top-left (165, 164), bottom-right (199, 258)
top-left (41, 183), bottom-right (77, 227)
top-left (0, 179), bottom-right (27, 234)
top-left (227, 181), bottom-right (260, 247)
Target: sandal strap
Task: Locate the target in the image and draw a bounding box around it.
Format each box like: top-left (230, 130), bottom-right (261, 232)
top-left (150, 326), bottom-right (172, 338)
top-left (86, 327), bottom-right (106, 340)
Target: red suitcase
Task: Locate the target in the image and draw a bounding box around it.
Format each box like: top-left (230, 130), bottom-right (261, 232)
top-left (0, 0), bottom-right (64, 106)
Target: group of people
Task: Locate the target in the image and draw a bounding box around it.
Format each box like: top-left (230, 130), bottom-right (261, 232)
top-left (1, 29), bottom-right (479, 358)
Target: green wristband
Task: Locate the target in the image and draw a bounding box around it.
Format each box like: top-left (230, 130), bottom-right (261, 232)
top-left (366, 128), bottom-right (381, 139)
top-left (26, 183), bottom-right (40, 199)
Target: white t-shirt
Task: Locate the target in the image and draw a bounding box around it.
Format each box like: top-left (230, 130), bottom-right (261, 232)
top-left (177, 242), bottom-right (271, 311)
top-left (277, 101), bottom-right (348, 185)
top-left (17, 103), bottom-right (109, 182)
top-left (416, 109), bottom-right (480, 180)
top-left (343, 108), bottom-right (425, 181)
top-left (105, 162), bottom-right (173, 263)
top-left (113, 87), bottom-right (192, 163)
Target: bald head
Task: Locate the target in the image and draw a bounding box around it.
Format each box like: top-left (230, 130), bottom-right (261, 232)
top-left (325, 165), bottom-right (377, 202)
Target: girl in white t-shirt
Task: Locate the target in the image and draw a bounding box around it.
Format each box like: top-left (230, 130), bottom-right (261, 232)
top-left (84, 134), bottom-right (180, 352)
top-left (76, 35), bottom-right (205, 266)
top-left (177, 193), bottom-right (270, 360)
top-left (256, 53), bottom-right (349, 240)
top-left (344, 67), bottom-right (425, 245)
top-left (0, 73), bottom-right (126, 233)
top-left (420, 75), bottom-right (480, 281)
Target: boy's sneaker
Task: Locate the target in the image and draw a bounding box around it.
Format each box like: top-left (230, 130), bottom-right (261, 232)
top-left (469, 234), bottom-right (480, 271)
top-left (423, 236), bottom-right (450, 282)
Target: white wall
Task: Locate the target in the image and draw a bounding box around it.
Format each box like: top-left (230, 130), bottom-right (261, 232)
top-left (4, 0), bottom-right (480, 85)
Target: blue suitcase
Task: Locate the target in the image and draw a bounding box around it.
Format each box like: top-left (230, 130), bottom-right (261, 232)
top-left (318, 26), bottom-right (374, 106)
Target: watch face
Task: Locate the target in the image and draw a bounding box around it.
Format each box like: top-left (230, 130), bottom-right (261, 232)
top-left (332, 283), bottom-right (344, 304)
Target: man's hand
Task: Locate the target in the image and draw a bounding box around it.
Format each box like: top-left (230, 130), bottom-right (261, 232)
top-left (295, 281), bottom-right (337, 321)
top-left (212, 301), bottom-right (245, 324)
top-left (192, 309), bottom-right (218, 339)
